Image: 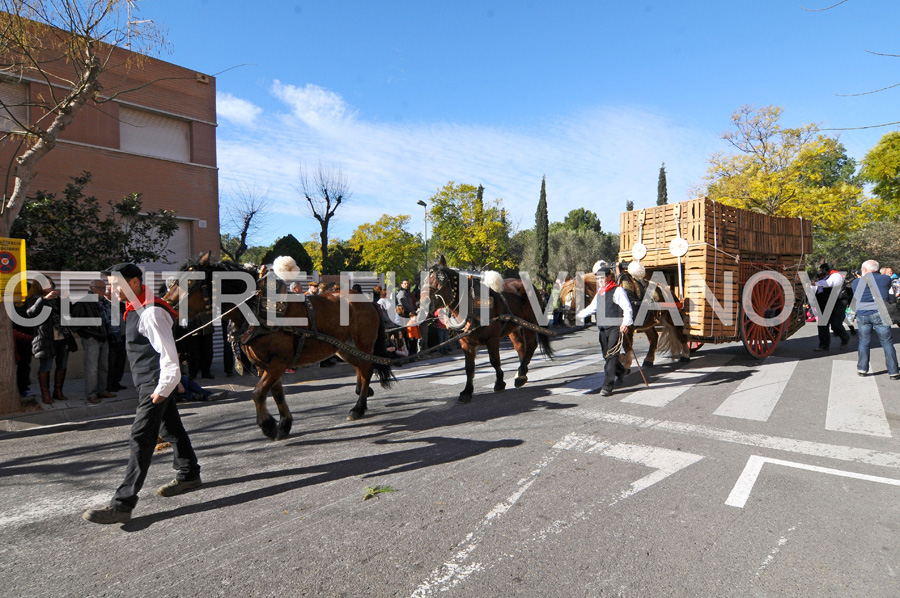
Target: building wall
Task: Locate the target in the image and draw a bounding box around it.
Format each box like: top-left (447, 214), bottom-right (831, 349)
top-left (1, 38), bottom-right (219, 270)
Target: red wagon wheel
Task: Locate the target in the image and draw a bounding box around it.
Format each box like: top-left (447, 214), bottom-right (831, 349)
top-left (687, 341), bottom-right (704, 352)
top-left (739, 277), bottom-right (785, 359)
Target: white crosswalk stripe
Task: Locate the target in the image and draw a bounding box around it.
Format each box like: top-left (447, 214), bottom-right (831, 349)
top-left (619, 354), bottom-right (734, 407)
top-left (415, 344), bottom-right (896, 438)
top-left (713, 357), bottom-right (797, 422)
top-left (826, 361), bottom-right (892, 438)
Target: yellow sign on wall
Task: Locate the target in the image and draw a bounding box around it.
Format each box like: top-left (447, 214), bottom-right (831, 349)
top-left (0, 237), bottom-right (26, 303)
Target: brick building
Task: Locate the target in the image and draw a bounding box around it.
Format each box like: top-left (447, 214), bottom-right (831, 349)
top-left (0, 36), bottom-right (219, 273)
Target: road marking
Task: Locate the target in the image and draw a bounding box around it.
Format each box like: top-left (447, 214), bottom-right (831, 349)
top-left (428, 347), bottom-right (585, 386)
top-left (826, 361), bottom-right (891, 438)
top-left (725, 455), bottom-right (900, 508)
top-left (757, 524), bottom-right (798, 575)
top-left (482, 353), bottom-right (602, 389)
top-left (560, 407), bottom-right (900, 469)
top-left (620, 354), bottom-right (734, 407)
top-left (714, 358), bottom-right (797, 421)
top-left (0, 492), bottom-right (110, 529)
top-left (411, 432), bottom-right (702, 597)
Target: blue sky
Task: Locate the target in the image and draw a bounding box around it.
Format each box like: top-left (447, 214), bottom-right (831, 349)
top-left (144, 0), bottom-right (899, 247)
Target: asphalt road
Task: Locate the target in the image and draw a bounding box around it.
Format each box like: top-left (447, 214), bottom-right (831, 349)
top-left (2, 324), bottom-right (899, 597)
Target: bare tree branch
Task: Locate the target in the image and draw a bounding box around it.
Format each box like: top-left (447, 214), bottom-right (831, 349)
top-left (297, 162), bottom-right (351, 272)
top-left (220, 181), bottom-right (271, 262)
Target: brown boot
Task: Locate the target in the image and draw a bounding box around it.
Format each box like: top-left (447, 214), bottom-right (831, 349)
top-left (52, 369), bottom-right (69, 401)
top-left (38, 371), bottom-right (53, 404)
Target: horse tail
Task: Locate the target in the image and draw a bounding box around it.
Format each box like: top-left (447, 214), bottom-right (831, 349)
top-left (371, 318), bottom-right (396, 389)
top-left (657, 317), bottom-right (685, 359)
top-left (533, 288), bottom-right (555, 360)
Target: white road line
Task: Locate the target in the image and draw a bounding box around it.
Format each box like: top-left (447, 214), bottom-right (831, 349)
top-left (826, 361), bottom-right (891, 438)
top-left (726, 455), bottom-right (900, 508)
top-left (714, 358), bottom-right (798, 422)
top-left (559, 407), bottom-right (900, 469)
top-left (429, 347), bottom-right (584, 386)
top-left (411, 434), bottom-right (568, 597)
top-left (620, 354), bottom-right (734, 407)
top-left (481, 353), bottom-right (602, 389)
top-left (411, 432), bottom-right (703, 597)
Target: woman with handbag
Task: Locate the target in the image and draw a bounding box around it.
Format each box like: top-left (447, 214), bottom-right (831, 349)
top-left (26, 278), bottom-right (75, 404)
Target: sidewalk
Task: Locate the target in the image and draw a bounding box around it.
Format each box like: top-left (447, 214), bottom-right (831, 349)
top-left (0, 362), bottom-right (356, 434)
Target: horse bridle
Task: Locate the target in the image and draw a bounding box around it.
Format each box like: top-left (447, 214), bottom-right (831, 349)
top-left (428, 265), bottom-right (459, 312)
top-left (181, 266), bottom-right (213, 316)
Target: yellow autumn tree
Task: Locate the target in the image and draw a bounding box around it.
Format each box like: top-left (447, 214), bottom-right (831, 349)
top-left (428, 182), bottom-right (515, 271)
top-left (703, 105), bottom-right (869, 233)
top-left (348, 214), bottom-right (422, 279)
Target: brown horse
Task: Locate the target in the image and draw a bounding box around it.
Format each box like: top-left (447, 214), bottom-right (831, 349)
top-left (164, 253), bottom-right (394, 440)
top-left (559, 271), bottom-right (689, 369)
top-left (423, 256), bottom-right (553, 403)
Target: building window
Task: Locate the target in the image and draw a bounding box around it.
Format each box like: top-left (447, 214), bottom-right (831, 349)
top-left (119, 105), bottom-right (190, 162)
top-left (0, 81), bottom-right (28, 133)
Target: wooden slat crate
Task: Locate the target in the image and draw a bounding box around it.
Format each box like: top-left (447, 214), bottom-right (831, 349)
top-left (618, 198), bottom-right (812, 340)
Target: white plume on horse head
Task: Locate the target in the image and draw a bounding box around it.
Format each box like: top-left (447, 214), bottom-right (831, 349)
top-left (482, 270), bottom-right (503, 293)
top-left (272, 256), bottom-right (300, 280)
top-left (627, 261), bottom-right (646, 281)
top-left (592, 260), bottom-right (608, 275)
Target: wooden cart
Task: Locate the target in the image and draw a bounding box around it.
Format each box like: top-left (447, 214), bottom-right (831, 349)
top-left (618, 198), bottom-right (813, 359)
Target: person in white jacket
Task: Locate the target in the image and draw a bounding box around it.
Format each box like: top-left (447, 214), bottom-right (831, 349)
top-left (576, 265), bottom-right (633, 396)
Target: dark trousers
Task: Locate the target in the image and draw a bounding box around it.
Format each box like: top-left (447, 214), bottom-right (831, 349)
top-left (106, 335), bottom-right (127, 390)
top-left (189, 333), bottom-right (214, 378)
top-left (15, 337), bottom-right (32, 395)
top-left (599, 326), bottom-right (625, 391)
top-left (111, 389), bottom-right (200, 512)
top-left (817, 302), bottom-right (849, 349)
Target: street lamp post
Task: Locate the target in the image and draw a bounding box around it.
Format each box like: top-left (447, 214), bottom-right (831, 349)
top-left (416, 200), bottom-right (428, 272)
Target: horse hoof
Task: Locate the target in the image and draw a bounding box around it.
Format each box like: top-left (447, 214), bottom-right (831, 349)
top-left (260, 417), bottom-right (278, 440)
top-left (367, 388), bottom-right (374, 398)
top-left (642, 360), bottom-right (654, 368)
top-left (514, 376), bottom-right (527, 388)
top-left (275, 420), bottom-right (293, 440)
top-left (494, 381), bottom-right (506, 392)
top-left (679, 356), bottom-right (690, 363)
top-left (458, 393), bottom-right (473, 404)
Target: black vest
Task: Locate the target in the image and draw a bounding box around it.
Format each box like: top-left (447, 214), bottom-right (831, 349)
top-left (125, 305), bottom-right (173, 391)
top-left (598, 288), bottom-right (624, 330)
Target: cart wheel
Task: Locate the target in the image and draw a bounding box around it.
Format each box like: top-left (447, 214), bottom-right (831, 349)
top-left (687, 341), bottom-right (704, 352)
top-left (740, 278), bottom-right (785, 359)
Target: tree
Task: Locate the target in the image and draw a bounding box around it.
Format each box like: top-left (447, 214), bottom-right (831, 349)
top-left (11, 172), bottom-right (177, 270)
top-left (860, 130), bottom-right (900, 217)
top-left (298, 162), bottom-right (350, 272)
top-left (556, 208), bottom-right (603, 233)
top-left (428, 182), bottom-right (514, 271)
top-left (657, 162), bottom-right (668, 205)
top-left (625, 200), bottom-right (634, 211)
top-left (260, 234), bottom-right (313, 272)
top-left (703, 105), bottom-right (868, 232)
top-left (0, 1), bottom-right (165, 414)
top-left (219, 182), bottom-right (271, 263)
top-left (534, 176), bottom-right (550, 289)
top-left (348, 214), bottom-right (421, 279)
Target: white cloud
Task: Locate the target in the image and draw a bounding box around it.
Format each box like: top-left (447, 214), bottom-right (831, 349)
top-left (215, 83), bottom-right (719, 244)
top-left (270, 81), bottom-right (355, 128)
top-left (216, 91), bottom-right (262, 127)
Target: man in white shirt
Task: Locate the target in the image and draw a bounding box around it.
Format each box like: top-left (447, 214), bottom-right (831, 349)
top-left (82, 263), bottom-right (202, 525)
top-left (813, 262), bottom-right (850, 352)
top-left (576, 265), bottom-right (634, 396)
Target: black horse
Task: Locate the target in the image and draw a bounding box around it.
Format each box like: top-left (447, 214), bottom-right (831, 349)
top-left (423, 256), bottom-right (553, 403)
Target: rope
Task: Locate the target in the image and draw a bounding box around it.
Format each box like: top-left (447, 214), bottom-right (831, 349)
top-left (174, 294), bottom-right (257, 343)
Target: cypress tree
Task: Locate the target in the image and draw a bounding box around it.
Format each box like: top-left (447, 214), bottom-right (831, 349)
top-left (535, 176), bottom-right (550, 289)
top-left (626, 200), bottom-right (634, 211)
top-left (657, 162), bottom-right (668, 205)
